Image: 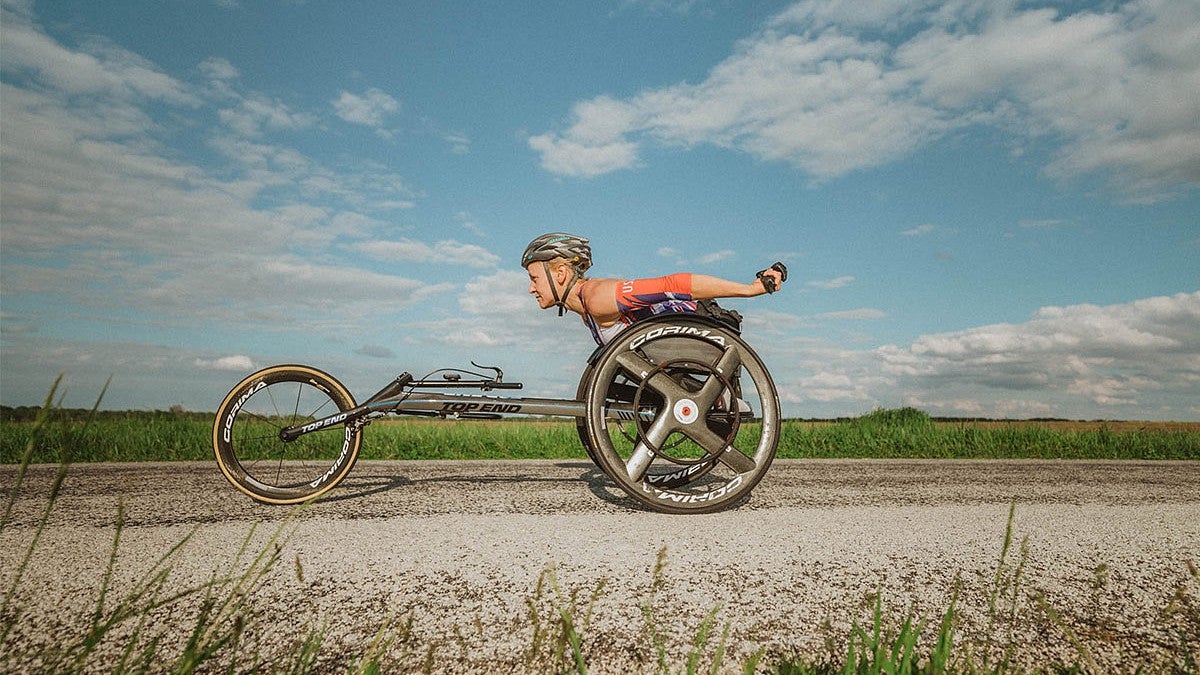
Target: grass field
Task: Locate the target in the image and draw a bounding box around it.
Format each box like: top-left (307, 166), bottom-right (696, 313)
top-left (2, 406), bottom-right (1198, 465)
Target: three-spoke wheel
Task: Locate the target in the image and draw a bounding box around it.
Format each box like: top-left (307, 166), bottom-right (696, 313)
top-left (213, 365), bottom-right (362, 504)
top-left (582, 316), bottom-right (780, 514)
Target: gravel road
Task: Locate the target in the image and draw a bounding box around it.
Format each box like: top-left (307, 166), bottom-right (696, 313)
top-left (3, 459), bottom-right (1199, 672)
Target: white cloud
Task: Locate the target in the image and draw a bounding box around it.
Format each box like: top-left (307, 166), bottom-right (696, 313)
top-left (219, 94), bottom-right (316, 137)
top-left (195, 355), bottom-right (255, 372)
top-left (457, 211), bottom-right (486, 237)
top-left (443, 132), bottom-right (470, 155)
top-left (698, 249), bottom-right (736, 264)
top-left (354, 344), bottom-right (395, 359)
top-left (403, 269), bottom-right (591, 357)
top-left (902, 396), bottom-right (1059, 419)
top-left (759, 291), bottom-right (1200, 419)
top-left (528, 131), bottom-right (639, 178)
top-left (1017, 219), bottom-right (1067, 229)
top-left (458, 270), bottom-right (530, 316)
top-left (619, 0), bottom-right (709, 15)
top-left (333, 88), bottom-right (400, 129)
top-left (807, 275), bottom-right (855, 289)
top-left (352, 239), bottom-right (501, 268)
top-left (815, 308), bottom-right (886, 321)
top-left (902, 223), bottom-right (936, 236)
top-left (530, 0), bottom-right (1200, 198)
top-left (0, 5), bottom-right (197, 105)
top-left (198, 56), bottom-right (238, 81)
top-left (877, 291), bottom-right (1200, 408)
top-left (0, 10), bottom-right (433, 334)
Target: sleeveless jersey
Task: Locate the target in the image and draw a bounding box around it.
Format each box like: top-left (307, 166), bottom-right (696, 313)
top-left (580, 274), bottom-right (697, 345)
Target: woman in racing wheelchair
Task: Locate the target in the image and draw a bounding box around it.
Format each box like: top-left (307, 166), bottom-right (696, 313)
top-left (521, 232), bottom-right (787, 344)
top-left (523, 232), bottom-right (787, 513)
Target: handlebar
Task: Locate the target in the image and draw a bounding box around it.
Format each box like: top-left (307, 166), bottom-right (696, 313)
top-left (409, 378), bottom-right (522, 391)
top-left (362, 367), bottom-right (522, 405)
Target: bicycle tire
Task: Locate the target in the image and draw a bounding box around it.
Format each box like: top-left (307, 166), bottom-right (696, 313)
top-left (213, 365), bottom-right (362, 504)
top-left (574, 363), bottom-right (606, 471)
top-left (583, 316), bottom-right (779, 514)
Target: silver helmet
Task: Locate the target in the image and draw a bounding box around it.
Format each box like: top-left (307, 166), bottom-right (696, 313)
top-left (521, 232), bottom-right (591, 272)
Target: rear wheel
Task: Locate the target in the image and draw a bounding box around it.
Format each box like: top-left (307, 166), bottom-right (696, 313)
top-left (213, 365), bottom-right (362, 504)
top-left (583, 316), bottom-right (779, 514)
top-left (575, 363), bottom-right (604, 470)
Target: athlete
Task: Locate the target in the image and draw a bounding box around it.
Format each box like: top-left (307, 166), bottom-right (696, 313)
top-left (522, 232), bottom-right (787, 346)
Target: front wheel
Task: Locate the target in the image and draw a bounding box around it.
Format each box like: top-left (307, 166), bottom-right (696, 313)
top-left (213, 365), bottom-right (362, 504)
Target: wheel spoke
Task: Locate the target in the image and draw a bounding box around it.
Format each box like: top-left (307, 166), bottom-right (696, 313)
top-left (625, 413), bottom-right (676, 481)
top-left (615, 352), bottom-right (689, 400)
top-left (625, 442), bottom-right (655, 482)
top-left (716, 445), bottom-right (756, 474)
top-left (694, 346), bottom-right (743, 409)
top-left (687, 425), bottom-right (756, 474)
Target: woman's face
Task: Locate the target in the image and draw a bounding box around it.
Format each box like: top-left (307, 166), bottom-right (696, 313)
top-left (526, 262), bottom-right (560, 309)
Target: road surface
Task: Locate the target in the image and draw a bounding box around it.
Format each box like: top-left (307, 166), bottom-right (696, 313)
top-left (2, 459), bottom-right (1198, 672)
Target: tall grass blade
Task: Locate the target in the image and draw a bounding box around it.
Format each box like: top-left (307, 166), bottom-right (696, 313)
top-left (0, 373), bottom-right (63, 532)
top-left (685, 603), bottom-right (721, 675)
top-left (1034, 591), bottom-right (1098, 673)
top-left (641, 546), bottom-right (671, 674)
top-left (0, 375), bottom-right (104, 654)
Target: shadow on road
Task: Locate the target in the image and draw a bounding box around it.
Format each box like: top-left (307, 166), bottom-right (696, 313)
top-left (319, 460), bottom-right (649, 509)
top-left (305, 460), bottom-right (754, 513)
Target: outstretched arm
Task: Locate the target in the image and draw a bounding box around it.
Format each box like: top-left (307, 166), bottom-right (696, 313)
top-left (690, 264), bottom-right (786, 299)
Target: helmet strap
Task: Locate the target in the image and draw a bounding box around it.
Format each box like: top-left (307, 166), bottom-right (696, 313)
top-left (542, 261), bottom-right (581, 317)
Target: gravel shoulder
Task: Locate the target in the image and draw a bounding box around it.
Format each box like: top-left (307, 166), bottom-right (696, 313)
top-left (3, 459), bottom-right (1199, 671)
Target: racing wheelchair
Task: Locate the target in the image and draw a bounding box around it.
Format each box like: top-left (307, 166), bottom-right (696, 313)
top-left (212, 311), bottom-right (780, 515)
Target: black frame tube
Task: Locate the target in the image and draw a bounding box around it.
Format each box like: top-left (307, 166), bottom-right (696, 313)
top-left (277, 377), bottom-right (648, 442)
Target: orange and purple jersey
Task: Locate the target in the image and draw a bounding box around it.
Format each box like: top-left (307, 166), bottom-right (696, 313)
top-left (581, 273), bottom-right (698, 345)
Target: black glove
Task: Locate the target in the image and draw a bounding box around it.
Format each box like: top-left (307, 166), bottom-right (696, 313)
top-left (756, 262), bottom-right (788, 294)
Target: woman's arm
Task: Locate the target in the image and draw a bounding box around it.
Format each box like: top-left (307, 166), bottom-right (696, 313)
top-left (690, 268), bottom-right (783, 299)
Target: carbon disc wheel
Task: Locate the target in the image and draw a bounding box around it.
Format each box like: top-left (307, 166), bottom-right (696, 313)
top-left (583, 316), bottom-right (780, 514)
top-left (213, 365), bottom-right (362, 504)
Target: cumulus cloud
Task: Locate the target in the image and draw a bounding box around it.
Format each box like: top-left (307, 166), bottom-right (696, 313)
top-left (0, 7), bottom-right (434, 334)
top-left (195, 355), bottom-right (255, 371)
top-left (352, 239), bottom-right (501, 268)
top-left (443, 132), bottom-right (471, 155)
top-left (219, 94), bottom-right (316, 137)
top-left (458, 270), bottom-right (529, 316)
top-left (406, 269), bottom-right (589, 359)
top-left (354, 344), bottom-right (395, 359)
top-left (698, 249), bottom-right (736, 265)
top-left (815, 308), bottom-right (886, 321)
top-left (761, 291), bottom-right (1200, 419)
top-left (198, 56), bottom-right (239, 81)
top-left (1, 4), bottom-right (197, 105)
top-left (333, 88), bottom-right (400, 131)
top-left (530, 0), bottom-right (1200, 198)
top-left (902, 224), bottom-right (936, 236)
top-left (807, 275), bottom-right (855, 289)
top-left (877, 291), bottom-right (1200, 409)
top-left (528, 132), bottom-right (639, 178)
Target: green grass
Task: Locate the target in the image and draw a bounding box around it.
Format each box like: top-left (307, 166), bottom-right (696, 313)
top-left (3, 405), bottom-right (1198, 464)
top-left (779, 409), bottom-right (1200, 460)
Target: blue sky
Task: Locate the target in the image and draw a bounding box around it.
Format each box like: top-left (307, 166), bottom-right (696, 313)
top-left (1, 0), bottom-right (1197, 420)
